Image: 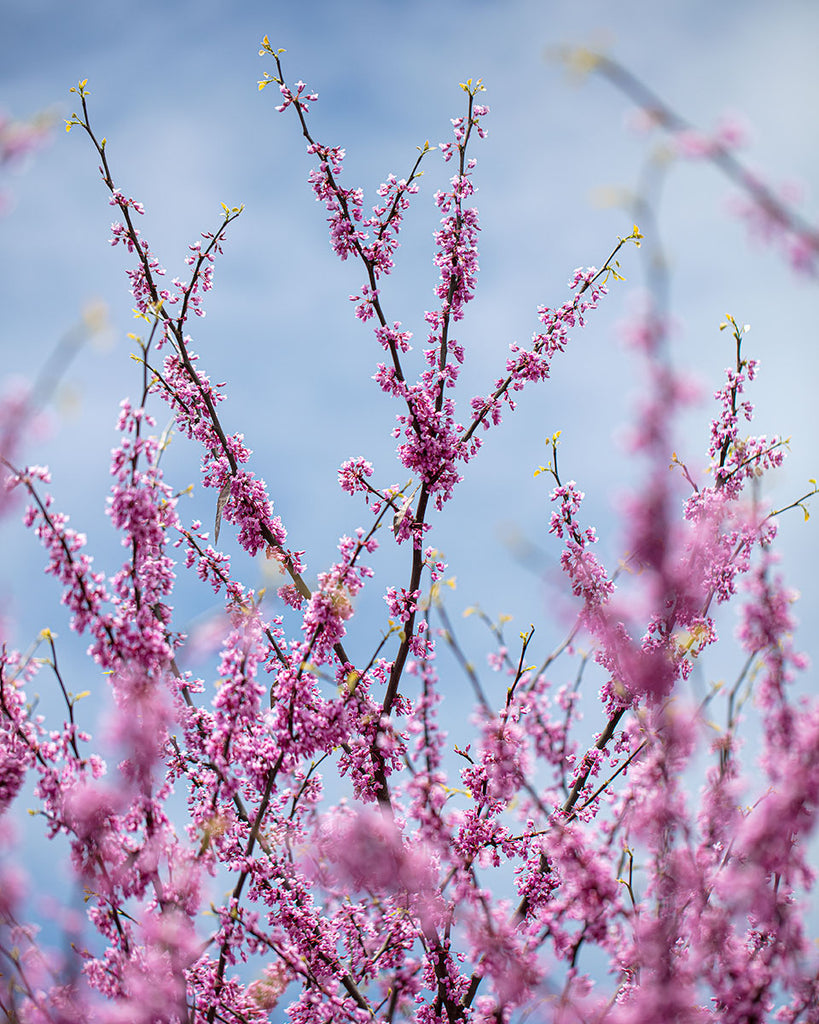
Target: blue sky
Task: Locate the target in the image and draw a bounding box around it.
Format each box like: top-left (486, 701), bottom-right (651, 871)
top-left (2, 0), bottom-right (819, 945)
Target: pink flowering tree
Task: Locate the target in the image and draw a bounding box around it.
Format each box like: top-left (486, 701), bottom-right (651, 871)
top-left (1, 39), bottom-right (819, 1023)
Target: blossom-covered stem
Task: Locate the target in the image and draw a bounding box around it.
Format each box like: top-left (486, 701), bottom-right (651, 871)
top-left (0, 654), bottom-right (136, 961)
top-left (69, 89), bottom-right (360, 677)
top-left (564, 738), bottom-right (648, 826)
top-left (69, 86), bottom-right (188, 319)
top-left (1, 457), bottom-right (116, 649)
top-left (175, 525), bottom-right (289, 667)
top-left (432, 82), bottom-right (479, 417)
top-left (715, 323), bottom-right (748, 485)
top-left (206, 763), bottom-right (281, 1023)
top-left (363, 489), bottom-right (432, 812)
top-left (205, 763), bottom-right (378, 1020)
top-left (383, 486), bottom-right (430, 712)
top-left (69, 91), bottom-right (258, 509)
top-left (260, 40), bottom-right (433, 398)
top-left (374, 89), bottom-right (490, 765)
top-left (511, 705), bottom-right (629, 930)
top-left (69, 93), bottom-right (235, 466)
top-left (165, 318), bottom-right (349, 665)
top-left (576, 49), bottom-right (819, 259)
top-left (460, 231), bottom-right (640, 453)
top-left (234, 915), bottom-right (374, 1015)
